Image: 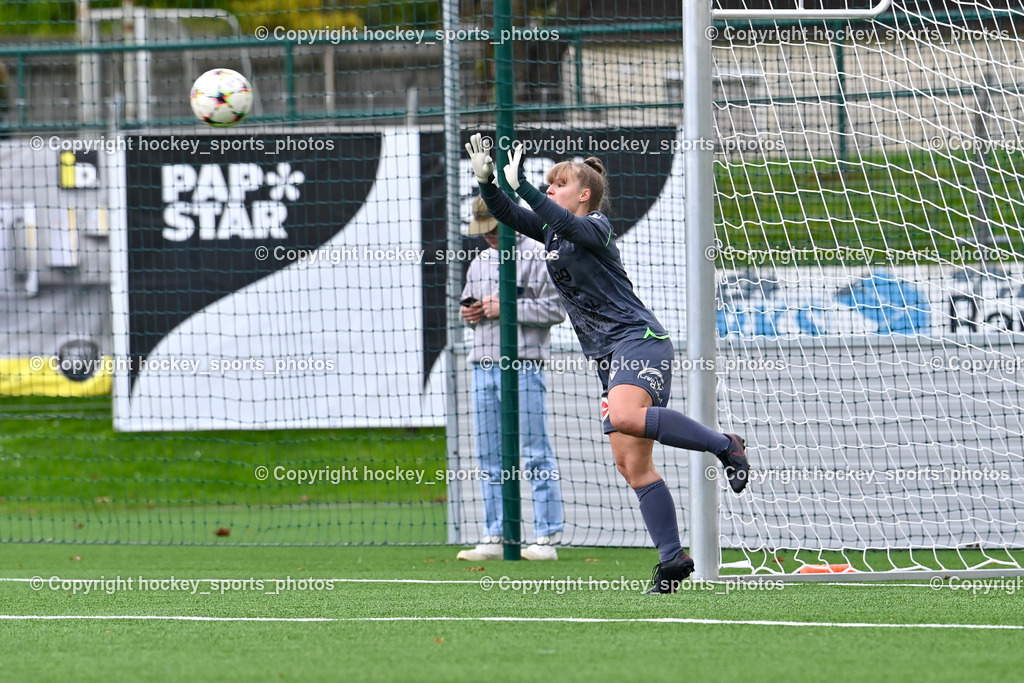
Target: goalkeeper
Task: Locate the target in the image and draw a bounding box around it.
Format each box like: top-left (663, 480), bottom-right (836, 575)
top-left (465, 134), bottom-right (750, 593)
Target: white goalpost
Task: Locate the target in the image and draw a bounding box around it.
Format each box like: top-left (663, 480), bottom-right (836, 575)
top-left (692, 1), bottom-right (1024, 580)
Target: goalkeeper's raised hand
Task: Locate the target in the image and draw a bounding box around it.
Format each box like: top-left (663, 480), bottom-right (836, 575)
top-left (503, 140), bottom-right (528, 191)
top-left (465, 133), bottom-right (495, 184)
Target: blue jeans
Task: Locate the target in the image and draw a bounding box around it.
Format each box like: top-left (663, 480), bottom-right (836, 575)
top-left (472, 363), bottom-right (564, 538)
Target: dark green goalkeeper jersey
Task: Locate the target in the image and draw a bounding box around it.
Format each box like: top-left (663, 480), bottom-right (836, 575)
top-left (479, 181), bottom-right (670, 359)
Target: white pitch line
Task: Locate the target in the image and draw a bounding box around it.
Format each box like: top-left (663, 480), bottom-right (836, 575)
top-left (3, 577), bottom-right (1018, 595)
top-left (0, 615), bottom-right (333, 622)
top-left (0, 578), bottom-right (481, 585)
top-left (0, 615), bottom-right (1020, 630)
top-left (0, 577), bottom-right (966, 588)
top-left (335, 618), bottom-right (1024, 630)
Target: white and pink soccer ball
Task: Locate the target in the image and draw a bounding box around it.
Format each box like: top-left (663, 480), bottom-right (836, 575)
top-left (189, 68), bottom-right (253, 127)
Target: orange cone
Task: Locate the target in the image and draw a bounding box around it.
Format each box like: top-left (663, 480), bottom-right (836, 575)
top-left (796, 563), bottom-right (854, 574)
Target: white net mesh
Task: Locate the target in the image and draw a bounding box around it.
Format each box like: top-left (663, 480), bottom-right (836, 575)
top-left (714, 2), bottom-right (1024, 574)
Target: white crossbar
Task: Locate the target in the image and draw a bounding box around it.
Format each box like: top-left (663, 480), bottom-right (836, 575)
top-left (714, 0), bottom-right (891, 21)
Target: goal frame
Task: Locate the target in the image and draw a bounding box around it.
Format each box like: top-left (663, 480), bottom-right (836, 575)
top-left (686, 0), bottom-right (1020, 582)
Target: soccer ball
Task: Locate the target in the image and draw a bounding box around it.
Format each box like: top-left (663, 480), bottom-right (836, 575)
top-left (189, 68), bottom-right (253, 127)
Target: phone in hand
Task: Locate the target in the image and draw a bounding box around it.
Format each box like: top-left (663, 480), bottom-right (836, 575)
top-left (460, 297), bottom-right (478, 307)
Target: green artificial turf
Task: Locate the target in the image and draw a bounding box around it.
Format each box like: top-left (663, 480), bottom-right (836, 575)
top-left (1, 544), bottom-right (1021, 682)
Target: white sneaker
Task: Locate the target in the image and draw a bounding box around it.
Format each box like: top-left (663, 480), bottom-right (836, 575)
top-left (522, 535), bottom-right (559, 561)
top-left (456, 536), bottom-right (503, 561)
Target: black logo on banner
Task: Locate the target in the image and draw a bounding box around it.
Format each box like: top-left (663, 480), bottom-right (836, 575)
top-left (126, 134), bottom-right (381, 389)
top-left (60, 149), bottom-right (99, 189)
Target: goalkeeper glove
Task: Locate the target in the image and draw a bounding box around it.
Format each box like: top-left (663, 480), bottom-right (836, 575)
top-left (465, 133), bottom-right (495, 184)
top-left (503, 140), bottom-right (527, 191)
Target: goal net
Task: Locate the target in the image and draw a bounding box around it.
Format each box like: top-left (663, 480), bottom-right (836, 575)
top-left (711, 1), bottom-right (1024, 575)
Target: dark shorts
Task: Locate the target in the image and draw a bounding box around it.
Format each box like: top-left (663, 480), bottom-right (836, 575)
top-left (596, 337), bottom-right (674, 434)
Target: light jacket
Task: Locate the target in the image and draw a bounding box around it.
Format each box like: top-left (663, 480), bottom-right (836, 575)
top-left (461, 234), bottom-right (565, 364)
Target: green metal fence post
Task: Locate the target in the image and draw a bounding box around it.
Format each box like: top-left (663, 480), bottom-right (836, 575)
top-left (494, 0), bottom-right (521, 561)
